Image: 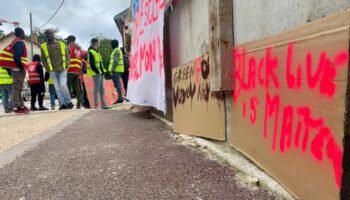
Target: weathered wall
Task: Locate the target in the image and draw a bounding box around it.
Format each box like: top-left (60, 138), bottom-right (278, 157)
top-left (233, 0), bottom-right (350, 45)
top-left (169, 0), bottom-right (209, 68)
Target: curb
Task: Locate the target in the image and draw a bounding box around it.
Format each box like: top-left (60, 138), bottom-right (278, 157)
top-left (151, 112), bottom-right (295, 200)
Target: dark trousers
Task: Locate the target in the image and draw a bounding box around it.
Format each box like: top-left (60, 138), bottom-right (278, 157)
top-left (67, 73), bottom-right (82, 107)
top-left (30, 84), bottom-right (45, 108)
top-left (81, 82), bottom-right (90, 108)
top-left (122, 71), bottom-right (129, 94)
top-left (112, 72), bottom-right (123, 101)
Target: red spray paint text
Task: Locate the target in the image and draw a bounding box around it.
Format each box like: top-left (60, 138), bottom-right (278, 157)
top-left (129, 0), bottom-right (165, 81)
top-left (233, 43), bottom-right (349, 188)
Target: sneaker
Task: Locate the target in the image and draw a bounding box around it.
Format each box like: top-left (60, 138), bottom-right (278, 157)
top-left (59, 105), bottom-right (68, 110)
top-left (23, 106), bottom-right (30, 112)
top-left (113, 99), bottom-right (124, 105)
top-left (39, 106), bottom-right (49, 111)
top-left (51, 107), bottom-right (55, 110)
top-left (102, 106), bottom-right (111, 110)
top-left (31, 107), bottom-right (39, 111)
top-left (5, 110), bottom-right (12, 113)
top-left (14, 107), bottom-right (29, 114)
top-left (67, 103), bottom-right (74, 109)
top-left (76, 105), bottom-right (81, 109)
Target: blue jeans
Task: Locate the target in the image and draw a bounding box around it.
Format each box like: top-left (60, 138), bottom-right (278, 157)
top-left (50, 70), bottom-right (72, 107)
top-left (0, 84), bottom-right (13, 112)
top-left (49, 84), bottom-right (57, 108)
top-left (112, 72), bottom-right (123, 101)
top-left (92, 75), bottom-right (106, 108)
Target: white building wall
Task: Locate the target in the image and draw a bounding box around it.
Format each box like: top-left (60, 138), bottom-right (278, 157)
top-left (233, 0), bottom-right (350, 44)
top-left (169, 0), bottom-right (209, 67)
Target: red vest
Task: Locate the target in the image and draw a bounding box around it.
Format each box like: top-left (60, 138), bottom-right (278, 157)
top-left (0, 38), bottom-right (27, 69)
top-left (27, 61), bottom-right (41, 85)
top-left (67, 44), bottom-right (83, 74)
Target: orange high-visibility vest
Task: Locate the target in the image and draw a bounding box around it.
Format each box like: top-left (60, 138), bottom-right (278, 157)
top-left (67, 44), bottom-right (83, 74)
top-left (0, 38), bottom-right (27, 69)
top-left (27, 61), bottom-right (41, 85)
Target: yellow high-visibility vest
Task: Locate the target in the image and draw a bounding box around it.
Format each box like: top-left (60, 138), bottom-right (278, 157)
top-left (0, 67), bottom-right (13, 85)
top-left (87, 48), bottom-right (105, 76)
top-left (41, 41), bottom-right (66, 71)
top-left (108, 47), bottom-right (124, 73)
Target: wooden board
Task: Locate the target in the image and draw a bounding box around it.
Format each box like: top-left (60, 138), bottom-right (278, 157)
top-left (172, 53), bottom-right (226, 141)
top-left (84, 75), bottom-right (124, 108)
top-left (230, 10), bottom-right (350, 200)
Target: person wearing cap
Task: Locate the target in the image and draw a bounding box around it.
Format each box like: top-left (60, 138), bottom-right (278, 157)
top-left (41, 29), bottom-right (73, 110)
top-left (0, 27), bottom-right (29, 114)
top-left (66, 35), bottom-right (83, 109)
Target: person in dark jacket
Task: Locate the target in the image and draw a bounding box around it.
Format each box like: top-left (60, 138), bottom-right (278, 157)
top-left (0, 28), bottom-right (29, 114)
top-left (87, 38), bottom-right (110, 109)
top-left (27, 54), bottom-right (48, 111)
top-left (120, 47), bottom-right (130, 94)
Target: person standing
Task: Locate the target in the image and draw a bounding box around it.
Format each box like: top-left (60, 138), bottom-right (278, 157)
top-left (41, 29), bottom-right (73, 110)
top-left (0, 67), bottom-right (13, 113)
top-left (120, 47), bottom-right (129, 95)
top-left (81, 52), bottom-right (90, 109)
top-left (109, 40), bottom-right (124, 104)
top-left (87, 38), bottom-right (110, 109)
top-left (0, 27), bottom-right (29, 114)
top-left (27, 54), bottom-right (48, 111)
top-left (66, 35), bottom-right (83, 109)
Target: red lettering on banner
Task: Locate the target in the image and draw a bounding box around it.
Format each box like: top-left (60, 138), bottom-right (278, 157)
top-left (233, 42), bottom-right (349, 188)
top-left (280, 105), bottom-right (294, 153)
top-left (265, 48), bottom-right (279, 89)
top-left (263, 93), bottom-right (280, 146)
top-left (248, 57), bottom-right (256, 90)
top-left (157, 36), bottom-right (163, 78)
top-left (130, 0), bottom-right (165, 82)
top-left (258, 58), bottom-right (265, 87)
top-left (243, 101), bottom-right (247, 118)
top-left (250, 96), bottom-right (259, 124)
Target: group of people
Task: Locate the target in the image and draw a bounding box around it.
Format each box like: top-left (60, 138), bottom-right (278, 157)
top-left (0, 27), bottom-right (129, 114)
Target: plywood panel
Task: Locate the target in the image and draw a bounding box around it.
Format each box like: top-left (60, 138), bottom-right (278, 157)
top-left (84, 75), bottom-right (120, 108)
top-left (173, 54), bottom-right (226, 141)
top-left (230, 10), bottom-right (350, 200)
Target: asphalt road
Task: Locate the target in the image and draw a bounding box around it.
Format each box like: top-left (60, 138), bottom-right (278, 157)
top-left (0, 110), bottom-right (283, 200)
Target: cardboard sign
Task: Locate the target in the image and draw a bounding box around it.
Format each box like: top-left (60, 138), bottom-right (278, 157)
top-left (230, 10), bottom-right (350, 200)
top-left (127, 0), bottom-right (166, 112)
top-left (83, 75), bottom-right (120, 108)
top-left (173, 54), bottom-right (225, 141)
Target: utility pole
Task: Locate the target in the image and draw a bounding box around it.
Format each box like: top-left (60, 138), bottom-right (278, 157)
top-left (30, 12), bottom-right (34, 58)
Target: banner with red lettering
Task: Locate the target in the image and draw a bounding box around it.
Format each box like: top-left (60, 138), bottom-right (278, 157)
top-left (127, 0), bottom-right (166, 112)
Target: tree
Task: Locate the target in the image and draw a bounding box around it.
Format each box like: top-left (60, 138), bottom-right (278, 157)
top-left (125, 32), bottom-right (131, 53)
top-left (98, 37), bottom-right (113, 70)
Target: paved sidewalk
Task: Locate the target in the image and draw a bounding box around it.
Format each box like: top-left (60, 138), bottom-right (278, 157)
top-left (0, 110), bottom-right (283, 200)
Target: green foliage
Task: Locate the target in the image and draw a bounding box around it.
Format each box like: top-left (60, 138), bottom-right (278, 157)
top-left (97, 38), bottom-right (113, 72)
top-left (125, 32), bottom-right (131, 52)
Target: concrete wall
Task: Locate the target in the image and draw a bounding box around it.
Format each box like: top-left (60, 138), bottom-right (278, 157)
top-left (169, 0), bottom-right (209, 68)
top-left (233, 0), bottom-right (350, 45)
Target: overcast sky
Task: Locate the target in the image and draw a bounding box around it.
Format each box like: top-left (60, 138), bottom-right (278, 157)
top-left (0, 0), bottom-right (130, 49)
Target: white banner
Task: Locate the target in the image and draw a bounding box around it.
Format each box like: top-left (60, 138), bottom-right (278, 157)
top-left (127, 0), bottom-right (166, 112)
